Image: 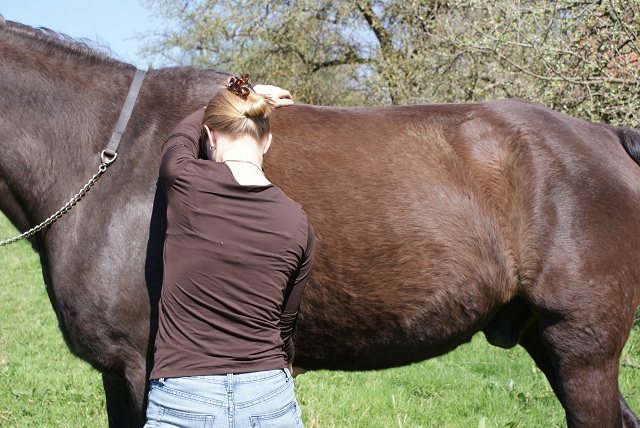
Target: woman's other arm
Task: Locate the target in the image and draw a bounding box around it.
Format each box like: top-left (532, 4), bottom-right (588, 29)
top-left (159, 108), bottom-right (206, 190)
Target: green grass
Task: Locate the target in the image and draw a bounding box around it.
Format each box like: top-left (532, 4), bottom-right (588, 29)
top-left (1, 213), bottom-right (639, 427)
top-left (0, 215), bottom-right (106, 427)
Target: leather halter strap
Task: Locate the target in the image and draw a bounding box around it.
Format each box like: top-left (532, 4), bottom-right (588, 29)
top-left (101, 68), bottom-right (146, 164)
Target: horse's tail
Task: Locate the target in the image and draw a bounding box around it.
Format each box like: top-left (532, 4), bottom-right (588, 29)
top-left (615, 126), bottom-right (640, 167)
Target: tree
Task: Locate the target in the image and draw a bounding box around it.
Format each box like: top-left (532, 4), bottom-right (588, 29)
top-left (142, 0), bottom-right (456, 105)
top-left (142, 0), bottom-right (376, 105)
top-left (446, 0), bottom-right (640, 126)
top-left (142, 0), bottom-right (640, 127)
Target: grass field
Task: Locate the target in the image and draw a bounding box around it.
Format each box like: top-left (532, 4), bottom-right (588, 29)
top-left (0, 213), bottom-right (639, 427)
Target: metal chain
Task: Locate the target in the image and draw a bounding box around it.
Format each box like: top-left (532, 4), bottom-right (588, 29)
top-left (0, 161), bottom-right (109, 247)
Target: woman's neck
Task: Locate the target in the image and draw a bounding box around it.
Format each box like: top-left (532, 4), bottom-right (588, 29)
top-left (222, 161), bottom-right (270, 186)
top-left (215, 135), bottom-right (270, 185)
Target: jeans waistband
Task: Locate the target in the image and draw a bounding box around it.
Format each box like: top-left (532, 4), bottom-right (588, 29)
top-left (157, 368), bottom-right (289, 386)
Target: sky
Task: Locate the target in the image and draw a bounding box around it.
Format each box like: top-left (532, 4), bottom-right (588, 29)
top-left (0, 0), bottom-right (161, 68)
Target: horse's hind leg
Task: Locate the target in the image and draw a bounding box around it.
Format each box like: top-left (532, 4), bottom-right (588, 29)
top-left (519, 310), bottom-right (640, 427)
top-left (519, 322), bottom-right (639, 427)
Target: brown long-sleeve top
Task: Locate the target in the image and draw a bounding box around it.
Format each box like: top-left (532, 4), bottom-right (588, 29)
top-left (150, 109), bottom-right (314, 379)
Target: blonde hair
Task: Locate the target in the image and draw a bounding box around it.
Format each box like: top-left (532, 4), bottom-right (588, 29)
top-left (202, 87), bottom-right (274, 143)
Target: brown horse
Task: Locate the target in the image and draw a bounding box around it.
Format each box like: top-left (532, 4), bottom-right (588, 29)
top-left (1, 17), bottom-right (639, 427)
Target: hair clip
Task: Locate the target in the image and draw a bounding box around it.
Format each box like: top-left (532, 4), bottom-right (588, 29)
top-left (227, 73), bottom-right (254, 99)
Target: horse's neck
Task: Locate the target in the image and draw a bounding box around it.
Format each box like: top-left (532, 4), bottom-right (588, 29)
top-left (0, 22), bottom-right (138, 238)
top-left (0, 21), bottom-right (230, 247)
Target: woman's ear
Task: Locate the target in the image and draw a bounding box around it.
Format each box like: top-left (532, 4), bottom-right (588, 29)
top-left (204, 125), bottom-right (214, 147)
top-left (204, 125), bottom-right (216, 160)
top-left (263, 133), bottom-right (272, 157)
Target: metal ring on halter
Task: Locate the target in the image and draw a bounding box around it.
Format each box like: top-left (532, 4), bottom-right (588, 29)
top-left (101, 149), bottom-right (118, 165)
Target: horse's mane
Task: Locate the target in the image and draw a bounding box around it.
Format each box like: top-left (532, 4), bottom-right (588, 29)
top-left (0, 15), bottom-right (130, 69)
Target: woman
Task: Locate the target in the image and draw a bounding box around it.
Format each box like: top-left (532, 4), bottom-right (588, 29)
top-left (145, 75), bottom-right (314, 428)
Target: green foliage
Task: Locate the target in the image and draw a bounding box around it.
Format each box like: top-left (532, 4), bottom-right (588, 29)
top-left (141, 0), bottom-right (379, 105)
top-left (446, 0), bottom-right (640, 127)
top-left (140, 0), bottom-right (456, 105)
top-left (141, 0), bottom-right (640, 128)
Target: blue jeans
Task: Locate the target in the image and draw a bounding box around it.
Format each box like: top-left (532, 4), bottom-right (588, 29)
top-left (144, 368), bottom-right (304, 428)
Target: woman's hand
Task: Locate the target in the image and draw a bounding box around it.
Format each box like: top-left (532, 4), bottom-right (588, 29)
top-left (254, 84), bottom-right (294, 107)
